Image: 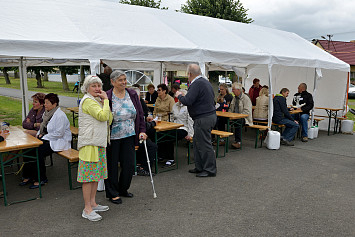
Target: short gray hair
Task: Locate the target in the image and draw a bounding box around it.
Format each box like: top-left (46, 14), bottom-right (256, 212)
top-left (110, 70), bottom-right (126, 81)
top-left (81, 75), bottom-right (102, 94)
top-left (187, 64), bottom-right (201, 77)
top-left (232, 82), bottom-right (243, 91)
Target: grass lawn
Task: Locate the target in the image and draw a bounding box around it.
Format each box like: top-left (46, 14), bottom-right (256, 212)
top-left (0, 76), bottom-right (82, 98)
top-left (0, 96), bottom-right (24, 126)
top-left (0, 96), bottom-right (74, 127)
top-left (346, 99), bottom-right (355, 130)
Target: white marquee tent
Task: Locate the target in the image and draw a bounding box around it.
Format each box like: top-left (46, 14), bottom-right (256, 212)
top-left (0, 0), bottom-right (350, 130)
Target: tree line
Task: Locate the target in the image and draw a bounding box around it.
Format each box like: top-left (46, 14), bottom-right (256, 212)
top-left (0, 66), bottom-right (90, 91)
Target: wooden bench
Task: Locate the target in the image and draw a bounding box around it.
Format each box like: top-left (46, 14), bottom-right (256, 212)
top-left (70, 126), bottom-right (78, 149)
top-left (211, 130), bottom-right (234, 158)
top-left (310, 117), bottom-right (324, 127)
top-left (336, 117), bottom-right (347, 133)
top-left (246, 124), bottom-right (269, 148)
top-left (70, 126), bottom-right (78, 136)
top-left (253, 120), bottom-right (285, 129)
top-left (187, 137), bottom-right (194, 164)
top-left (315, 115), bottom-right (346, 133)
top-left (57, 148), bottom-right (80, 190)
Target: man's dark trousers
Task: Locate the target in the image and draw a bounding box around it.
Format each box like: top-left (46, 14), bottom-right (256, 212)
top-left (193, 113), bottom-right (217, 175)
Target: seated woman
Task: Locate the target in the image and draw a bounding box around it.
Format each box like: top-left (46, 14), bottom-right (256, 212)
top-left (22, 93), bottom-right (46, 137)
top-left (158, 89), bottom-right (194, 167)
top-left (213, 84), bottom-right (233, 145)
top-left (153, 84), bottom-right (175, 121)
top-left (144, 84), bottom-right (158, 105)
top-left (20, 93), bottom-right (72, 189)
top-left (253, 87), bottom-right (269, 121)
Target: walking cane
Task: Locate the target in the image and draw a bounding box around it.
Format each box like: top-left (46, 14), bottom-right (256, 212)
top-left (140, 138), bottom-right (157, 198)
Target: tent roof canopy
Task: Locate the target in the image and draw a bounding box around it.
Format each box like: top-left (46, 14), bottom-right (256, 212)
top-left (0, 0), bottom-right (349, 71)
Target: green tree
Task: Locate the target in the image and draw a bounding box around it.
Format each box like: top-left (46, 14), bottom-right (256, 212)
top-left (79, 66), bottom-right (91, 84)
top-left (27, 66), bottom-right (56, 88)
top-left (0, 67), bottom-right (11, 84)
top-left (181, 0), bottom-right (253, 23)
top-left (119, 0), bottom-right (167, 9)
top-left (59, 66), bottom-right (79, 91)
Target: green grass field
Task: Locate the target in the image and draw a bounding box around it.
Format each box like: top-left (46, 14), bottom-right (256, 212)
top-left (0, 76), bottom-right (82, 97)
top-left (0, 96), bottom-right (24, 126)
top-left (346, 99), bottom-right (355, 130)
top-left (0, 96), bottom-right (74, 127)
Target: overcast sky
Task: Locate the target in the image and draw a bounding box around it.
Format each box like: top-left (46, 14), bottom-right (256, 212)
top-left (160, 0), bottom-right (355, 42)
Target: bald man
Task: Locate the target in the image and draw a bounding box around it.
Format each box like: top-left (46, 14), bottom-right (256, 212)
top-left (292, 83), bottom-right (314, 142)
top-left (175, 64), bottom-right (217, 177)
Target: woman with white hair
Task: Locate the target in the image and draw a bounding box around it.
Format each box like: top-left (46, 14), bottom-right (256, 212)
top-left (105, 70), bottom-right (147, 204)
top-left (229, 82), bottom-right (253, 149)
top-left (77, 75), bottom-right (113, 221)
top-left (159, 89), bottom-right (194, 167)
top-left (253, 87), bottom-right (269, 120)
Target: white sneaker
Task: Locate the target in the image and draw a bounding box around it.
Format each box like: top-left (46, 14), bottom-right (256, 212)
top-left (92, 204), bottom-right (109, 212)
top-left (82, 210), bottom-right (102, 221)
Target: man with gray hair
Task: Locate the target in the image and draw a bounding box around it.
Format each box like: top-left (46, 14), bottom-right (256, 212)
top-left (175, 64), bottom-right (217, 177)
top-left (229, 82), bottom-right (253, 149)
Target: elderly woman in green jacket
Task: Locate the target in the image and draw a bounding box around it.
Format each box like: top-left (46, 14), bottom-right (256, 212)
top-left (77, 75), bottom-right (113, 222)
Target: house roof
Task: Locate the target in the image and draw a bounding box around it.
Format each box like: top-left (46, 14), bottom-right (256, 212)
top-left (317, 40), bottom-right (355, 66)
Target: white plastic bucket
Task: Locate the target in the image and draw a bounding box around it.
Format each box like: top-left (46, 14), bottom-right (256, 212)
top-left (265, 131), bottom-right (280, 150)
top-left (341, 120), bottom-right (354, 134)
top-left (308, 127), bottom-right (315, 139)
top-left (313, 126), bottom-right (319, 138)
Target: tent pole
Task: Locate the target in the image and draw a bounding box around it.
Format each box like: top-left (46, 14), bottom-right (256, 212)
top-left (160, 62), bottom-right (163, 84)
top-left (311, 68), bottom-right (317, 126)
top-left (89, 59), bottom-right (100, 75)
top-left (19, 57), bottom-right (29, 121)
top-left (198, 62), bottom-right (206, 78)
top-left (345, 72), bottom-right (350, 116)
top-left (267, 64), bottom-right (273, 130)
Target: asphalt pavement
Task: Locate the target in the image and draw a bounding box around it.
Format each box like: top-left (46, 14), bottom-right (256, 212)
top-left (0, 130), bottom-right (354, 237)
top-left (1, 88), bottom-right (355, 236)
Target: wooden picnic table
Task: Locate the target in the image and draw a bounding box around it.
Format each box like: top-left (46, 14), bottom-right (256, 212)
top-left (153, 121), bottom-right (183, 173)
top-left (0, 126), bottom-right (43, 206)
top-left (289, 109), bottom-right (302, 115)
top-left (67, 107), bottom-right (79, 127)
top-left (216, 111), bottom-right (249, 152)
top-left (315, 107), bottom-right (343, 135)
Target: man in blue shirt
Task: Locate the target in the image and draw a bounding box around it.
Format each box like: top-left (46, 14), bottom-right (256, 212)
top-left (175, 64), bottom-right (217, 177)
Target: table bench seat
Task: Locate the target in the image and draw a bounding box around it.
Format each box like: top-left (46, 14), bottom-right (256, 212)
top-left (57, 149), bottom-right (79, 163)
top-left (57, 148), bottom-right (80, 190)
top-left (211, 130), bottom-right (234, 158)
top-left (246, 124), bottom-right (269, 148)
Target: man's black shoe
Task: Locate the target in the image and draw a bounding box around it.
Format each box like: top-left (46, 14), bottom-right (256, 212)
top-left (109, 197), bottom-right (122, 204)
top-left (196, 171), bottom-right (216, 177)
top-left (119, 192), bottom-right (134, 198)
top-left (188, 168), bottom-right (201, 173)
